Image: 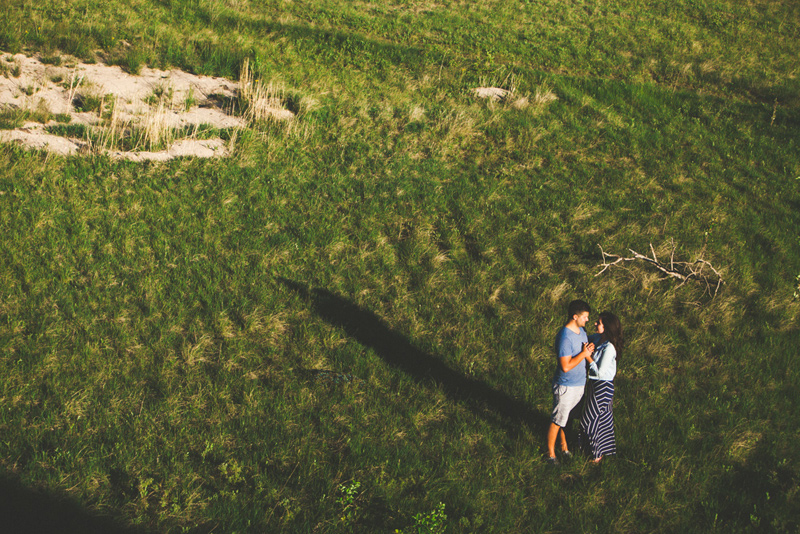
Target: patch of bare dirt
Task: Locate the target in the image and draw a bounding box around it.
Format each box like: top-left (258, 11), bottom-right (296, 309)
top-left (0, 52), bottom-right (292, 160)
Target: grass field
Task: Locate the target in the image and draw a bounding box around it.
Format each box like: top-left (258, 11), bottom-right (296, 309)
top-left (1, 0), bottom-right (800, 532)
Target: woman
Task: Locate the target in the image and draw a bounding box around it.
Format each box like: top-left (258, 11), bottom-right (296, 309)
top-left (580, 311), bottom-right (623, 463)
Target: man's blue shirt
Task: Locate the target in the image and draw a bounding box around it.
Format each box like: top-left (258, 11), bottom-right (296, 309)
top-left (553, 326), bottom-right (588, 387)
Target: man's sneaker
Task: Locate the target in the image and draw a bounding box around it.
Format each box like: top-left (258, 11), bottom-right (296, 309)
top-left (560, 450), bottom-right (573, 462)
top-left (546, 456), bottom-right (560, 466)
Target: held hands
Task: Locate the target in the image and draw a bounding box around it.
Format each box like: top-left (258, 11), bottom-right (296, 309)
top-left (561, 342), bottom-right (596, 373)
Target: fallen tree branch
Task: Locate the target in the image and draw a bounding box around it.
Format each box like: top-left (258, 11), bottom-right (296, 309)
top-left (596, 240), bottom-right (724, 297)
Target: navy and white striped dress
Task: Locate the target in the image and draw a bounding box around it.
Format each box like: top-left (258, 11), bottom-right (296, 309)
top-left (580, 340), bottom-right (617, 459)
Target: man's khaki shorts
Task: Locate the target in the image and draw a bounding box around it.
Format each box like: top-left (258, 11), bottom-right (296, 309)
top-left (551, 384), bottom-right (584, 427)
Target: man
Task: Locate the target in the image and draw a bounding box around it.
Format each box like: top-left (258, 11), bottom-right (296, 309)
top-left (547, 299), bottom-right (595, 464)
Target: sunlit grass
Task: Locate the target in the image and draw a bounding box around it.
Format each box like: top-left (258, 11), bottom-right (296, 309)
top-left (1, 0), bottom-right (799, 532)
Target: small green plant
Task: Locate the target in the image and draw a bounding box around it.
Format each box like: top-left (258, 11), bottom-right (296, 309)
top-left (40, 54), bottom-right (62, 66)
top-left (336, 480), bottom-right (362, 524)
top-left (46, 123), bottom-right (86, 137)
top-left (219, 460), bottom-right (244, 485)
top-left (73, 92), bottom-right (103, 113)
top-left (278, 497), bottom-right (301, 523)
top-left (3, 101), bottom-right (53, 125)
top-left (183, 87), bottom-right (196, 111)
top-left (144, 84), bottom-right (174, 106)
top-left (122, 47), bottom-right (146, 75)
top-left (397, 503), bottom-right (447, 534)
top-left (201, 440), bottom-right (214, 462)
top-left (0, 110), bottom-right (24, 130)
top-left (795, 230), bottom-right (800, 299)
top-left (49, 74), bottom-right (64, 84)
top-left (100, 97), bottom-right (116, 120)
top-left (32, 99), bottom-right (52, 123)
top-left (11, 65), bottom-right (21, 77)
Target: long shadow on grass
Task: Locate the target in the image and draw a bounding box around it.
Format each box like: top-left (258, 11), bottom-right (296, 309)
top-left (0, 472), bottom-right (148, 534)
top-left (280, 278), bottom-right (550, 438)
top-left (708, 437), bottom-right (800, 530)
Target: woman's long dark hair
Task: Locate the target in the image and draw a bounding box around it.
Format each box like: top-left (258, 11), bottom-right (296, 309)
top-left (599, 312), bottom-right (623, 358)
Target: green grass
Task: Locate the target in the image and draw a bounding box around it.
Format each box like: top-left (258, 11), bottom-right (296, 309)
top-left (1, 0), bottom-right (800, 532)
top-left (0, 105), bottom-right (54, 127)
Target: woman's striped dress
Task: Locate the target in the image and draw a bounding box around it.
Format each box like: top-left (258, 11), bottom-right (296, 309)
top-left (580, 379), bottom-right (616, 459)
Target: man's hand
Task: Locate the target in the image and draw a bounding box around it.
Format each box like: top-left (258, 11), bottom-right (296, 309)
top-left (559, 342), bottom-right (596, 372)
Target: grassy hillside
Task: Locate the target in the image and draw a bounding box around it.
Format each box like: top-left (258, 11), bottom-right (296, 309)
top-left (1, 0), bottom-right (799, 532)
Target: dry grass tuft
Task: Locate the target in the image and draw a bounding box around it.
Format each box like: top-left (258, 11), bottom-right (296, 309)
top-left (511, 96), bottom-right (529, 110)
top-left (412, 400), bottom-right (448, 431)
top-left (141, 98), bottom-right (172, 148)
top-left (547, 281), bottom-right (570, 304)
top-left (239, 58), bottom-right (294, 123)
top-left (727, 430), bottom-right (762, 463)
top-left (90, 95), bottom-right (178, 152)
top-left (531, 84), bottom-right (558, 107)
top-left (700, 60), bottom-right (717, 74)
top-left (298, 95), bottom-right (320, 116)
top-left (435, 109), bottom-right (477, 143)
top-left (570, 202), bottom-right (597, 223)
top-left (473, 87), bottom-right (511, 101)
top-left (184, 334), bottom-right (214, 365)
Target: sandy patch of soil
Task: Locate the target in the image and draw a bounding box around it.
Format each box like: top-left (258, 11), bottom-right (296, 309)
top-left (1, 127), bottom-right (85, 156)
top-left (109, 138), bottom-right (229, 161)
top-left (0, 52), bottom-right (292, 160)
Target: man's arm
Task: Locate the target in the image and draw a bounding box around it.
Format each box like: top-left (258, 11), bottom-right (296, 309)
top-left (559, 342), bottom-right (594, 372)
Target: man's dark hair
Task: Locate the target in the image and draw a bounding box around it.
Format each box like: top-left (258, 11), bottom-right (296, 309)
top-left (567, 299), bottom-right (591, 319)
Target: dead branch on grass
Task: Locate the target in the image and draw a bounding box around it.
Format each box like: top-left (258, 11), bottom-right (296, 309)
top-left (595, 240), bottom-right (724, 297)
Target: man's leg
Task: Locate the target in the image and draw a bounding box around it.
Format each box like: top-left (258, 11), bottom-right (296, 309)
top-left (559, 427), bottom-right (569, 452)
top-left (550, 385), bottom-right (582, 456)
top-left (547, 422), bottom-right (561, 458)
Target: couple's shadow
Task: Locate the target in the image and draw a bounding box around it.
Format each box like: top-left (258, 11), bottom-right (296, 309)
top-left (280, 278), bottom-right (551, 438)
top-left (0, 473), bottom-right (148, 534)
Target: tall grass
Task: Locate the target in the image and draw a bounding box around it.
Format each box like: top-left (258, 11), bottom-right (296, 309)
top-left (1, 0), bottom-right (799, 532)
top-left (238, 58), bottom-right (294, 124)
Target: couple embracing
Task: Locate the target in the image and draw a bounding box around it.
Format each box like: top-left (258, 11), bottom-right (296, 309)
top-left (546, 299), bottom-right (623, 465)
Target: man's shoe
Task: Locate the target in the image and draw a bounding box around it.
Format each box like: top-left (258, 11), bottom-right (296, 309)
top-left (546, 456), bottom-right (560, 466)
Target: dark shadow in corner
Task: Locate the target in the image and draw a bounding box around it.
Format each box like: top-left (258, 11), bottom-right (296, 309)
top-left (0, 472), bottom-right (149, 534)
top-left (280, 278), bottom-right (550, 438)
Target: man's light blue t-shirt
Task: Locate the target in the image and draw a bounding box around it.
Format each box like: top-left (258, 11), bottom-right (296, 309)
top-left (553, 326), bottom-right (588, 387)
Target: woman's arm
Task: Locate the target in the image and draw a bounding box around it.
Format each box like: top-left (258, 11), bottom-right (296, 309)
top-left (590, 343), bottom-right (617, 379)
top-left (559, 342), bottom-right (595, 372)
top-left (585, 334), bottom-right (601, 366)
